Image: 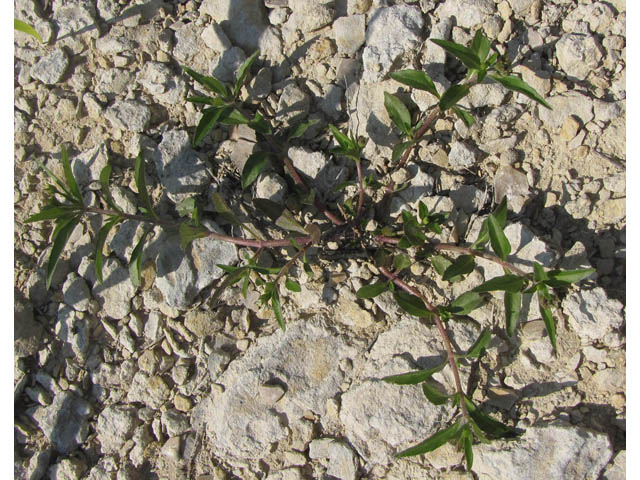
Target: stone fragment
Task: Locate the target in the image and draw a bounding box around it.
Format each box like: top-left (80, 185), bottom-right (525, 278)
top-left (151, 129), bottom-right (210, 202)
top-left (537, 91), bottom-right (594, 129)
top-left (562, 288), bottom-right (624, 346)
top-left (92, 257), bottom-right (135, 320)
top-left (95, 68), bottom-right (134, 96)
top-left (47, 458), bottom-right (87, 480)
top-left (71, 143), bottom-right (109, 189)
top-left (493, 166), bottom-right (529, 214)
top-left (96, 35), bottom-right (134, 55)
top-left (105, 100), bottom-right (151, 133)
top-left (127, 371), bottom-right (170, 409)
top-left (96, 404), bottom-right (138, 454)
top-left (593, 100), bottom-right (625, 124)
top-left (288, 1), bottom-right (335, 33)
top-left (211, 47), bottom-right (247, 83)
top-left (435, 0), bottom-right (496, 29)
top-left (255, 172), bottom-right (288, 203)
top-left (362, 5), bottom-right (424, 83)
top-left (448, 141), bottom-right (477, 168)
top-left (603, 173), bottom-right (625, 194)
top-left (56, 305), bottom-right (90, 359)
top-left (308, 438), bottom-right (359, 480)
top-left (201, 23), bottom-right (232, 53)
top-left (507, 0), bottom-right (534, 15)
top-left (602, 450), bottom-right (626, 480)
top-left (320, 84), bottom-right (344, 120)
top-left (450, 184), bottom-right (485, 213)
top-left (333, 15), bottom-right (366, 56)
top-left (562, 2), bottom-right (616, 35)
top-left (30, 49), bottom-right (69, 85)
top-left (184, 310), bottom-right (219, 337)
top-left (15, 292), bottom-right (44, 359)
top-left (52, 0), bottom-right (98, 38)
top-left (248, 67), bottom-right (272, 99)
top-left (38, 391), bottom-right (92, 454)
top-left (62, 273), bottom-right (91, 312)
top-left (473, 423), bottom-right (612, 480)
top-left (276, 83), bottom-right (311, 127)
top-left (161, 409), bottom-right (191, 437)
top-left (555, 33), bottom-right (604, 81)
top-left (136, 62), bottom-right (186, 105)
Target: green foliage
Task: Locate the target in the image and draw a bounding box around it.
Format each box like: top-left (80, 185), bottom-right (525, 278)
top-left (15, 19), bottom-right (42, 43)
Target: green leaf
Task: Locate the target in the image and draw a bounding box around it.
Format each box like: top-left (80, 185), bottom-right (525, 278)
top-left (99, 165), bottom-right (121, 212)
top-left (465, 328), bottom-right (491, 358)
top-left (271, 288), bottom-right (285, 330)
top-left (452, 106), bottom-right (475, 127)
top-left (276, 210), bottom-right (307, 235)
top-left (431, 39), bottom-right (482, 70)
top-left (287, 118), bottom-right (320, 140)
top-left (217, 264), bottom-right (242, 274)
top-left (218, 108), bottom-right (249, 125)
top-left (396, 421), bottom-right (461, 458)
top-left (472, 197), bottom-right (507, 250)
top-left (393, 253), bottom-right (412, 272)
top-left (212, 192), bottom-right (241, 225)
top-left (401, 210), bottom-right (425, 246)
top-left (391, 141), bottom-right (413, 163)
top-left (241, 271), bottom-right (250, 298)
top-left (383, 362), bottom-right (446, 385)
top-left (25, 205), bottom-right (79, 223)
top-left (384, 92), bottom-right (412, 137)
top-left (14, 19), bottom-right (42, 42)
top-left (47, 216), bottom-right (81, 289)
top-left (285, 278), bottom-right (301, 293)
top-left (186, 96), bottom-right (221, 105)
top-left (248, 112), bottom-right (273, 135)
top-left (179, 223), bottom-right (209, 250)
top-left (329, 124), bottom-right (353, 150)
top-left (194, 107), bottom-right (226, 146)
top-left (211, 266), bottom-right (249, 305)
top-left (431, 255), bottom-right (452, 277)
top-left (448, 291), bottom-right (486, 316)
top-left (422, 382), bottom-right (450, 405)
top-left (461, 425), bottom-right (474, 470)
top-left (418, 201), bottom-right (429, 223)
top-left (183, 66), bottom-right (230, 98)
top-left (439, 84), bottom-right (470, 111)
top-left (134, 154), bottom-right (155, 218)
top-left (504, 291), bottom-right (521, 337)
top-left (539, 299), bottom-right (557, 350)
top-left (473, 274), bottom-right (525, 293)
top-left (393, 290), bottom-right (431, 317)
top-left (443, 255), bottom-right (475, 282)
top-left (129, 229), bottom-right (152, 289)
top-left (61, 148), bottom-right (84, 204)
top-left (471, 30), bottom-right (490, 63)
top-left (357, 281), bottom-right (389, 299)
top-left (464, 397), bottom-right (519, 439)
top-left (241, 151), bottom-right (271, 190)
top-left (487, 214), bottom-right (511, 260)
top-left (39, 160), bottom-right (76, 202)
top-left (391, 70), bottom-right (439, 98)
top-left (176, 197), bottom-right (200, 225)
top-left (544, 268), bottom-right (596, 288)
top-left (234, 50), bottom-right (260, 98)
top-left (95, 216), bottom-right (122, 284)
top-left (490, 75), bottom-right (552, 109)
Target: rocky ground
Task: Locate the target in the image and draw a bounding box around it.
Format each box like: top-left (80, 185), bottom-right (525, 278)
top-left (14, 0), bottom-right (626, 479)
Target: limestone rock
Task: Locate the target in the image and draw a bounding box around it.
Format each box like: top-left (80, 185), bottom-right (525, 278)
top-left (255, 172), bottom-right (288, 203)
top-left (448, 141), bottom-right (477, 168)
top-left (95, 404), bottom-right (139, 454)
top-left (276, 83), bottom-right (311, 127)
top-left (37, 391), bottom-right (92, 454)
top-left (52, 0), bottom-right (98, 39)
top-left (555, 33), bottom-right (604, 81)
top-left (562, 288), bottom-right (624, 346)
top-left (435, 0), bottom-right (496, 29)
top-left (136, 62), bottom-right (186, 105)
top-left (30, 49), bottom-right (69, 85)
top-left (333, 15), bottom-right (366, 56)
top-left (56, 305), bottom-right (91, 359)
top-left (105, 100), bottom-right (151, 133)
top-left (92, 257), bottom-right (135, 320)
top-left (308, 438), bottom-right (359, 480)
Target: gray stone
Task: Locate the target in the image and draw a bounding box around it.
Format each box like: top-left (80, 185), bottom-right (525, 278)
top-left (118, 325), bottom-right (136, 353)
top-left (83, 92), bottom-right (104, 119)
top-left (52, 0), bottom-right (98, 39)
top-left (308, 438), bottom-right (359, 480)
top-left (450, 184), bottom-right (485, 213)
top-left (96, 404), bottom-right (138, 454)
top-left (362, 5), bottom-right (424, 83)
top-left (494, 166), bottom-right (529, 214)
top-left (333, 14), bottom-right (366, 56)
top-left (320, 84), bottom-right (344, 120)
top-left (277, 83), bottom-right (311, 127)
top-left (603, 173), bottom-right (625, 194)
top-left (448, 141), bottom-right (477, 168)
top-left (161, 409), bottom-right (190, 437)
top-left (38, 391), bottom-right (92, 454)
top-left (538, 91), bottom-right (594, 129)
top-left (351, 80), bottom-right (400, 152)
top-left (206, 318), bottom-right (359, 461)
top-left (562, 288), bottom-right (624, 346)
top-left (288, 147), bottom-right (348, 194)
top-left (105, 100), bottom-right (151, 133)
top-left (71, 143), bottom-right (109, 190)
top-left (30, 49), bottom-right (69, 85)
top-left (562, 2), bottom-right (616, 35)
top-left (96, 35), bottom-right (135, 55)
top-left (190, 220), bottom-right (239, 291)
top-left (92, 257), bottom-right (136, 320)
top-left (26, 447), bottom-right (52, 480)
top-left (151, 129), bottom-right (210, 203)
top-left (15, 292), bottom-right (44, 359)
top-left (255, 172), bottom-right (288, 203)
top-left (288, 1), bottom-right (335, 33)
top-left (593, 99), bottom-right (625, 124)
top-left (211, 47), bottom-right (247, 83)
top-left (172, 21), bottom-right (208, 69)
top-left (62, 273), bottom-right (91, 312)
top-left (208, 348), bottom-right (233, 381)
top-left (201, 23), bottom-right (232, 53)
top-left (47, 458), bottom-right (87, 480)
top-left (555, 33), bottom-right (604, 81)
top-left (507, 0), bottom-right (534, 15)
top-left (184, 310), bottom-right (220, 337)
top-left (56, 305), bottom-right (90, 359)
top-left (473, 423), bottom-right (612, 480)
top-left (136, 62), bottom-right (186, 105)
top-left (127, 371), bottom-right (170, 409)
top-left (435, 0), bottom-right (496, 29)
top-left (602, 450), bottom-right (625, 480)
top-left (95, 68), bottom-right (134, 96)
top-left (248, 67), bottom-right (272, 99)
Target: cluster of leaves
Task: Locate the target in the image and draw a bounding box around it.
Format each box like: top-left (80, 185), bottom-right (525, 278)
top-left (24, 29), bottom-right (597, 473)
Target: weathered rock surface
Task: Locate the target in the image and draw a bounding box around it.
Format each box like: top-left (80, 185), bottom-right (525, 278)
top-left (37, 391), bottom-right (92, 454)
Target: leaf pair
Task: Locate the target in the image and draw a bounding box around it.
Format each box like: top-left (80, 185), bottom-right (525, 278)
top-left (329, 124), bottom-right (365, 161)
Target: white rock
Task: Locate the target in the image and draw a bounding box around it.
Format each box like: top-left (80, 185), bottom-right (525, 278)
top-left (127, 371), bottom-right (170, 409)
top-left (333, 15), bottom-right (366, 56)
top-left (562, 288), bottom-right (624, 346)
top-left (211, 46), bottom-right (247, 83)
top-left (161, 409), bottom-right (190, 437)
top-left (96, 35), bottom-right (135, 55)
top-left (537, 91), bottom-right (594, 129)
top-left (255, 172), bottom-right (288, 203)
top-left (493, 166), bottom-right (530, 215)
top-left (555, 33), bottom-right (604, 81)
top-left (602, 450), bottom-right (626, 480)
top-left (47, 458), bottom-right (87, 480)
top-left (136, 62), bottom-right (186, 105)
top-left (92, 257), bottom-right (136, 320)
top-left (277, 83), bottom-right (311, 126)
top-left (435, 0), bottom-right (496, 29)
top-left (201, 23), bottom-right (232, 53)
top-left (62, 273), bottom-right (92, 312)
top-left (448, 141), bottom-right (477, 168)
top-left (52, 0), bottom-right (98, 39)
top-left (105, 100), bottom-right (151, 133)
top-left (593, 99), bottom-right (625, 124)
top-left (288, 2), bottom-right (335, 33)
top-left (308, 438), bottom-right (359, 480)
top-left (362, 5), bottom-right (424, 83)
top-left (56, 305), bottom-right (91, 360)
top-left (38, 391), bottom-right (92, 454)
top-left (507, 0), bottom-right (534, 15)
top-left (473, 422), bottom-right (612, 480)
top-left (450, 184), bottom-right (485, 213)
top-left (562, 2), bottom-right (616, 35)
top-left (96, 405), bottom-right (138, 454)
top-left (30, 49), bottom-right (69, 85)
top-left (95, 68), bottom-right (134, 96)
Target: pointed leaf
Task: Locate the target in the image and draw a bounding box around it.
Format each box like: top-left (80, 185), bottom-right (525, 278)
top-left (396, 421), bottom-right (461, 458)
top-left (183, 66), bottom-right (230, 98)
top-left (234, 50), bottom-right (260, 97)
top-left (473, 274), bottom-right (525, 293)
top-left (15, 19), bottom-right (42, 42)
top-left (544, 268), bottom-right (596, 287)
top-left (504, 291), bottom-right (521, 336)
top-left (533, 262), bottom-right (548, 283)
top-left (99, 164), bottom-right (121, 212)
top-left (539, 299), bottom-right (557, 350)
top-left (39, 160), bottom-right (75, 202)
top-left (472, 197), bottom-right (507, 250)
top-left (490, 75), bottom-right (551, 109)
top-left (383, 362), bottom-right (446, 385)
top-left (448, 291), bottom-right (486, 316)
top-left (393, 290), bottom-right (431, 317)
top-left (431, 39), bottom-right (482, 70)
top-left (271, 289), bottom-right (285, 330)
top-left (384, 92), bottom-right (412, 136)
top-left (25, 205), bottom-right (79, 223)
top-left (218, 108), bottom-right (249, 125)
top-left (357, 281), bottom-right (389, 299)
top-left (329, 124), bottom-right (353, 150)
top-left (241, 151), bottom-right (271, 190)
top-left (487, 214), bottom-right (511, 260)
top-left (287, 118), bottom-right (320, 140)
top-left (453, 106), bottom-right (475, 127)
top-left (46, 216), bottom-right (81, 290)
top-left (61, 148), bottom-right (84, 204)
top-left (134, 154), bottom-right (155, 217)
top-left (443, 255), bottom-right (475, 281)
top-left (276, 209), bottom-right (307, 235)
top-left (194, 107), bottom-right (226, 146)
top-left (418, 201), bottom-right (429, 223)
top-left (248, 112), bottom-right (273, 135)
top-left (431, 254), bottom-right (452, 276)
top-left (179, 223), bottom-right (209, 250)
top-left (465, 328), bottom-right (491, 358)
top-left (392, 141), bottom-right (413, 163)
top-left (391, 70), bottom-right (439, 98)
top-left (471, 30), bottom-right (490, 62)
top-left (129, 229), bottom-right (152, 288)
top-left (212, 192), bottom-right (241, 225)
top-left (461, 426), bottom-right (474, 470)
top-left (439, 84), bottom-right (470, 111)
top-left (285, 278), bottom-right (301, 293)
top-left (422, 382), bottom-right (451, 405)
top-left (211, 266), bottom-right (249, 305)
top-left (401, 210), bottom-right (425, 246)
top-left (186, 96), bottom-right (221, 105)
top-left (464, 397), bottom-right (519, 439)
top-left (95, 215), bottom-right (122, 284)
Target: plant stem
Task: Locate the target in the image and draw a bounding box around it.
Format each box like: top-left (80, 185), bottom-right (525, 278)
top-left (379, 266), bottom-right (469, 420)
top-left (206, 231), bottom-right (313, 248)
top-left (273, 243), bottom-right (311, 285)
